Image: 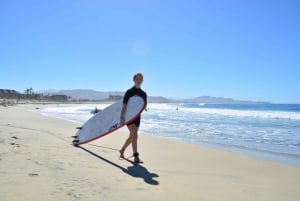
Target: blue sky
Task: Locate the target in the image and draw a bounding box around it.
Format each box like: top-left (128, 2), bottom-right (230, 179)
top-left (0, 0), bottom-right (299, 103)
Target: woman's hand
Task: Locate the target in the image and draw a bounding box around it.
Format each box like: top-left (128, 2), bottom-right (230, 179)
top-left (120, 116), bottom-right (125, 126)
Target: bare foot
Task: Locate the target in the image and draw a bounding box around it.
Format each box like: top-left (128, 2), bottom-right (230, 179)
top-left (119, 149), bottom-right (125, 158)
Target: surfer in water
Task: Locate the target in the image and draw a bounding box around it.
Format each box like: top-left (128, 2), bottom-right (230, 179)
top-left (119, 73), bottom-right (147, 163)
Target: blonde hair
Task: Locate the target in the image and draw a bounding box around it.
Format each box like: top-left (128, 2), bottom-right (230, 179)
top-left (133, 73), bottom-right (143, 81)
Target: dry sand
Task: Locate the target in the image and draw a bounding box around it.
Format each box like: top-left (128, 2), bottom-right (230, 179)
top-left (1, 105), bottom-right (300, 201)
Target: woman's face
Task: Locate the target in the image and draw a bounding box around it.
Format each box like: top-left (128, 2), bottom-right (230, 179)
top-left (134, 75), bottom-right (143, 87)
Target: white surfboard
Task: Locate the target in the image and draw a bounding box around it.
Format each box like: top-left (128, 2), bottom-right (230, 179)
top-left (73, 95), bottom-right (146, 145)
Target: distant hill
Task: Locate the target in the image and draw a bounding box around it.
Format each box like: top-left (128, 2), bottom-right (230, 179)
top-left (148, 96), bottom-right (170, 103)
top-left (181, 96), bottom-right (270, 104)
top-left (45, 89), bottom-right (269, 104)
top-left (49, 89), bottom-right (170, 103)
top-left (53, 89), bottom-right (123, 100)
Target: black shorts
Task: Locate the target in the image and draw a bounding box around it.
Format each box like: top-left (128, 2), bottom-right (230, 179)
top-left (127, 116), bottom-right (141, 127)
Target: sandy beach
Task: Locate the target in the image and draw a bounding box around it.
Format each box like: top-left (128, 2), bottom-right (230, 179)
top-left (1, 105), bottom-right (300, 201)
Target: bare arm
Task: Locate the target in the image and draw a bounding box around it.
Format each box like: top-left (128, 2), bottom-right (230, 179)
top-left (120, 103), bottom-right (127, 126)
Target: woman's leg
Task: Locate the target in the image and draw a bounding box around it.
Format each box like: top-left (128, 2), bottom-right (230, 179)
top-left (120, 137), bottom-right (131, 158)
top-left (127, 124), bottom-right (139, 154)
top-left (120, 123), bottom-right (139, 158)
top-left (128, 124), bottom-right (141, 162)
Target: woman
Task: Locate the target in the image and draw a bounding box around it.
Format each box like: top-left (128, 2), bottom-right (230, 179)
top-left (119, 73), bottom-right (147, 163)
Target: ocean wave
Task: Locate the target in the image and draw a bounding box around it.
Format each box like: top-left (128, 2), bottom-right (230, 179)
top-left (147, 103), bottom-right (300, 121)
top-left (35, 102), bottom-right (300, 164)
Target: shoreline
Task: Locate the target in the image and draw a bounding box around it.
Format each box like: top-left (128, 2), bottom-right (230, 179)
top-left (28, 103), bottom-right (300, 167)
top-left (142, 133), bottom-right (300, 167)
top-left (195, 140), bottom-right (300, 166)
top-left (1, 105), bottom-right (300, 201)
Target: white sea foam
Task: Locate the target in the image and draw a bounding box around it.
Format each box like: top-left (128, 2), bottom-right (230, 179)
top-left (36, 103), bottom-right (300, 165)
top-left (38, 104), bottom-right (110, 123)
top-left (147, 103), bottom-right (300, 121)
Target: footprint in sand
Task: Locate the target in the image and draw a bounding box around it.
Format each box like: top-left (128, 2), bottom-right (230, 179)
top-left (9, 142), bottom-right (20, 147)
top-left (9, 136), bottom-right (21, 147)
top-left (28, 172), bottom-right (39, 177)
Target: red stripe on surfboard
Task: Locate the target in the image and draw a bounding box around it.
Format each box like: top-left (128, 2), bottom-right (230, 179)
top-left (77, 100), bottom-right (146, 145)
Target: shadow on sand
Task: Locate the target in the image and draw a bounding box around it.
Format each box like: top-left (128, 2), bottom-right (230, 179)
top-left (78, 145), bottom-right (159, 185)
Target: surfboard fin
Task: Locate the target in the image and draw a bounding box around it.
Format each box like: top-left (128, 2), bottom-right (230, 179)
top-left (71, 135), bottom-right (78, 138)
top-left (76, 126), bottom-right (83, 130)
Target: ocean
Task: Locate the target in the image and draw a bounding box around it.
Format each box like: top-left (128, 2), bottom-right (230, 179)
top-left (37, 103), bottom-right (300, 165)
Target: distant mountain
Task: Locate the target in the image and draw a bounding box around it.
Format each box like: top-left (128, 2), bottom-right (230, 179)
top-left (46, 89), bottom-right (269, 104)
top-left (148, 96), bottom-right (170, 103)
top-left (37, 89), bottom-right (59, 94)
top-left (53, 89), bottom-right (123, 100)
top-left (182, 96), bottom-right (270, 104)
top-left (51, 89), bottom-right (170, 102)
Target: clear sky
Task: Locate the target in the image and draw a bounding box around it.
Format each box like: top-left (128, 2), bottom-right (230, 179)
top-left (0, 0), bottom-right (299, 103)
